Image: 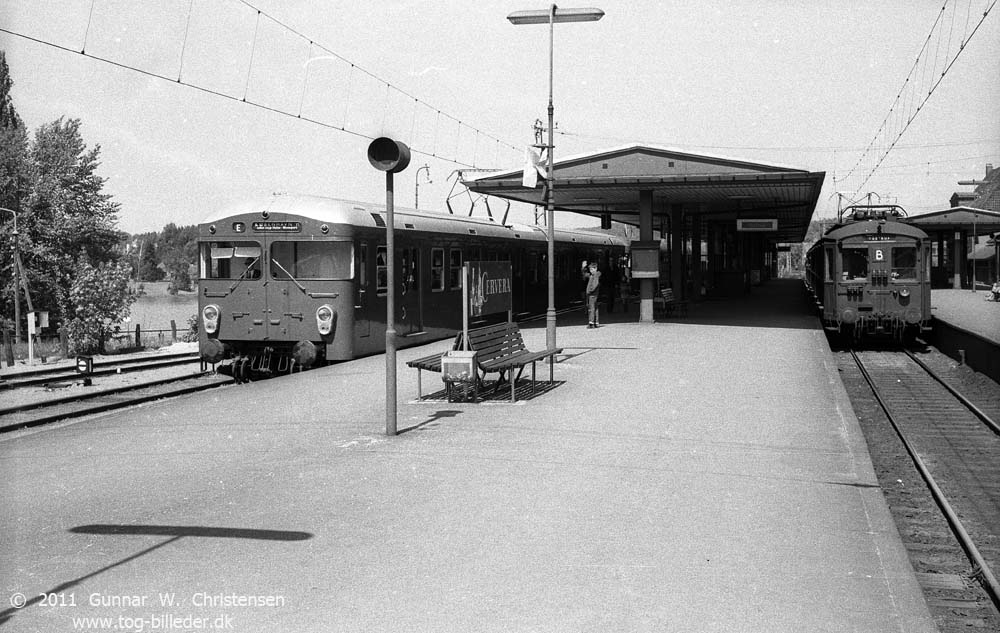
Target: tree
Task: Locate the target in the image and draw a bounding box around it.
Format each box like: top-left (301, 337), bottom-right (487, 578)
top-left (135, 236), bottom-right (165, 282)
top-left (62, 256), bottom-right (139, 354)
top-left (159, 222), bottom-right (198, 293)
top-left (0, 51), bottom-right (32, 330)
top-left (1, 56), bottom-right (136, 351)
top-left (19, 118), bottom-right (131, 330)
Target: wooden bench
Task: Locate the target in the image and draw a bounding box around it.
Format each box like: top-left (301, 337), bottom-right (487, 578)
top-left (407, 332), bottom-right (464, 400)
top-left (406, 323), bottom-right (562, 402)
top-left (656, 287), bottom-right (689, 317)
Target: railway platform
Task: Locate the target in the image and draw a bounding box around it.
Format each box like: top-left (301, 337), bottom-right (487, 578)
top-left (0, 279), bottom-right (937, 632)
top-left (930, 287), bottom-right (1000, 344)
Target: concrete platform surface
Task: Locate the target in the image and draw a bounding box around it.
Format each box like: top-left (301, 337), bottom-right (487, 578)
top-left (931, 288), bottom-right (1000, 343)
top-left (0, 280), bottom-right (936, 632)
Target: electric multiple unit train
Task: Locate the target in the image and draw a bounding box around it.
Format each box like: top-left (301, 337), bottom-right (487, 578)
top-left (805, 204), bottom-right (931, 341)
top-left (197, 194), bottom-right (627, 379)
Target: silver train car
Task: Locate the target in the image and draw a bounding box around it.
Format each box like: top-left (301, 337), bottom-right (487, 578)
top-left (197, 194), bottom-right (627, 379)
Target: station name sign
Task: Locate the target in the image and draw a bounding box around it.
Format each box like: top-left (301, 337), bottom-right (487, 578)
top-left (468, 261), bottom-right (512, 318)
top-left (251, 221), bottom-right (302, 233)
top-left (736, 219), bottom-right (778, 232)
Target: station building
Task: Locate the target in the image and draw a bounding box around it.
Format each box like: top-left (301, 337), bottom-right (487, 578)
top-left (907, 164), bottom-right (1000, 288)
top-left (463, 144), bottom-right (826, 322)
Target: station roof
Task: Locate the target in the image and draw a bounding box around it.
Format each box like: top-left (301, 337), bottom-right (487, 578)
top-left (905, 206), bottom-right (1000, 235)
top-left (462, 144), bottom-right (826, 243)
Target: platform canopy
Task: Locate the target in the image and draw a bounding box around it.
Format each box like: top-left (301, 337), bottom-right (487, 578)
top-left (462, 144), bottom-right (826, 243)
top-left (905, 206), bottom-right (1000, 235)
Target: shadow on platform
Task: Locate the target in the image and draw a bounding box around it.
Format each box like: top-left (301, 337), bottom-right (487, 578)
top-left (0, 525), bottom-right (312, 626)
top-left (409, 379), bottom-right (565, 406)
top-left (518, 278), bottom-right (820, 331)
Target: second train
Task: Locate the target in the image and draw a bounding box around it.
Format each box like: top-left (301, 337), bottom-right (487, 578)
top-left (805, 204), bottom-right (931, 342)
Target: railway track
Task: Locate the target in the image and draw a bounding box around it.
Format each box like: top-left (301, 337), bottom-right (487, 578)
top-left (0, 351), bottom-right (201, 389)
top-left (847, 348), bottom-right (1000, 628)
top-left (0, 354), bottom-right (232, 432)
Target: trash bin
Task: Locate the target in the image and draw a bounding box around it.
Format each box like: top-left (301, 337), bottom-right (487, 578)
top-left (441, 350), bottom-right (477, 402)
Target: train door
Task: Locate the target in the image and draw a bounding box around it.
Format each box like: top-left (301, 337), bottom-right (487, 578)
top-left (398, 246), bottom-right (422, 335)
top-left (868, 243), bottom-right (891, 315)
top-left (355, 241), bottom-right (371, 338)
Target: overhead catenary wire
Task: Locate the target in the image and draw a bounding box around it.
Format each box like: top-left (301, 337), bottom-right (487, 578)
top-left (555, 129), bottom-right (999, 153)
top-left (0, 1), bottom-right (522, 170)
top-left (841, 0), bottom-right (998, 197)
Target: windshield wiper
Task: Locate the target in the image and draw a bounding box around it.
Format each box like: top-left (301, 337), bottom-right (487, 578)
top-left (271, 258), bottom-right (307, 293)
top-left (228, 256), bottom-right (261, 293)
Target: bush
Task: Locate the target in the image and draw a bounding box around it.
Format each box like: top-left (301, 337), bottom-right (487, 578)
top-left (62, 258), bottom-right (139, 354)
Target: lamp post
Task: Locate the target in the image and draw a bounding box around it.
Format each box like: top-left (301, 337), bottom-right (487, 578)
top-left (1, 207), bottom-right (19, 343)
top-left (415, 164), bottom-right (431, 210)
top-left (367, 138), bottom-right (410, 437)
top-left (508, 4), bottom-right (603, 350)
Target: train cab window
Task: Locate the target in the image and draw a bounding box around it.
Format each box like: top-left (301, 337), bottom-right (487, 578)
top-left (891, 247), bottom-right (917, 281)
top-left (269, 241), bottom-right (353, 280)
top-left (825, 249), bottom-right (835, 281)
top-left (203, 242), bottom-right (262, 279)
top-left (431, 248), bottom-right (444, 291)
top-left (841, 247), bottom-right (868, 280)
top-left (449, 249), bottom-right (462, 289)
top-left (376, 246), bottom-right (388, 295)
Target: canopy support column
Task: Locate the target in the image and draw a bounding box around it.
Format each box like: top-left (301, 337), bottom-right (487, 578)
top-left (670, 204), bottom-right (684, 295)
top-left (639, 189), bottom-right (655, 322)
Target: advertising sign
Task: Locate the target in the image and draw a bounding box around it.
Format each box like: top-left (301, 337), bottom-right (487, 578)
top-left (468, 261), bottom-right (512, 318)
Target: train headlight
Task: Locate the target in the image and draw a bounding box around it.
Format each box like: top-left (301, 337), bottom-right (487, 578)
top-left (316, 305), bottom-right (336, 336)
top-left (203, 304), bottom-right (220, 335)
top-left (898, 287), bottom-right (910, 297)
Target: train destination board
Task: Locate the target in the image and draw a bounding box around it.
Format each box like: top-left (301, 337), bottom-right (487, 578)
top-left (251, 221), bottom-right (302, 232)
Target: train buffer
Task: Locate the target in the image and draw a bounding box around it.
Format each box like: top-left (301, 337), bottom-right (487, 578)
top-left (407, 322), bottom-right (562, 403)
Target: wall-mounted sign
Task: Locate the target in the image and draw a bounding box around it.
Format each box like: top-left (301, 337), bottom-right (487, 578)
top-left (629, 240), bottom-right (661, 279)
top-left (737, 219), bottom-right (778, 232)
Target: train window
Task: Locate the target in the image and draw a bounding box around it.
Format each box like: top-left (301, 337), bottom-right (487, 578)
top-left (269, 241), bottom-right (353, 280)
top-left (431, 248), bottom-right (444, 291)
top-left (376, 246), bottom-right (388, 295)
top-left (358, 242), bottom-right (367, 287)
top-left (891, 247), bottom-right (917, 281)
top-left (825, 249), bottom-right (834, 281)
top-left (841, 247), bottom-right (868, 280)
top-left (203, 241), bottom-right (262, 279)
top-left (449, 249), bottom-right (462, 289)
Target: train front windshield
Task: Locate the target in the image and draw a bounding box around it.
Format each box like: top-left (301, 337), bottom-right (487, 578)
top-left (891, 247), bottom-right (917, 280)
top-left (203, 242), bottom-right (262, 279)
top-left (270, 241), bottom-right (353, 280)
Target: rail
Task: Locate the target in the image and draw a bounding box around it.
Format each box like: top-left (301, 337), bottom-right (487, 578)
top-left (850, 349), bottom-right (1000, 611)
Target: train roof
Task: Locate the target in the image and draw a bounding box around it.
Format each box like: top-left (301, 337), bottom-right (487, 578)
top-left (200, 194), bottom-right (626, 247)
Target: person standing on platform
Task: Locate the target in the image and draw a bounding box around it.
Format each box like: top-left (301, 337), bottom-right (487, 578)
top-left (584, 262), bottom-right (601, 328)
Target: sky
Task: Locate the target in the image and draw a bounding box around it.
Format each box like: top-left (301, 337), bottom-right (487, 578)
top-left (2, 0), bottom-right (998, 235)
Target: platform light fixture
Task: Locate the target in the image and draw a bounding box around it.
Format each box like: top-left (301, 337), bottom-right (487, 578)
top-left (507, 4), bottom-right (604, 350)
